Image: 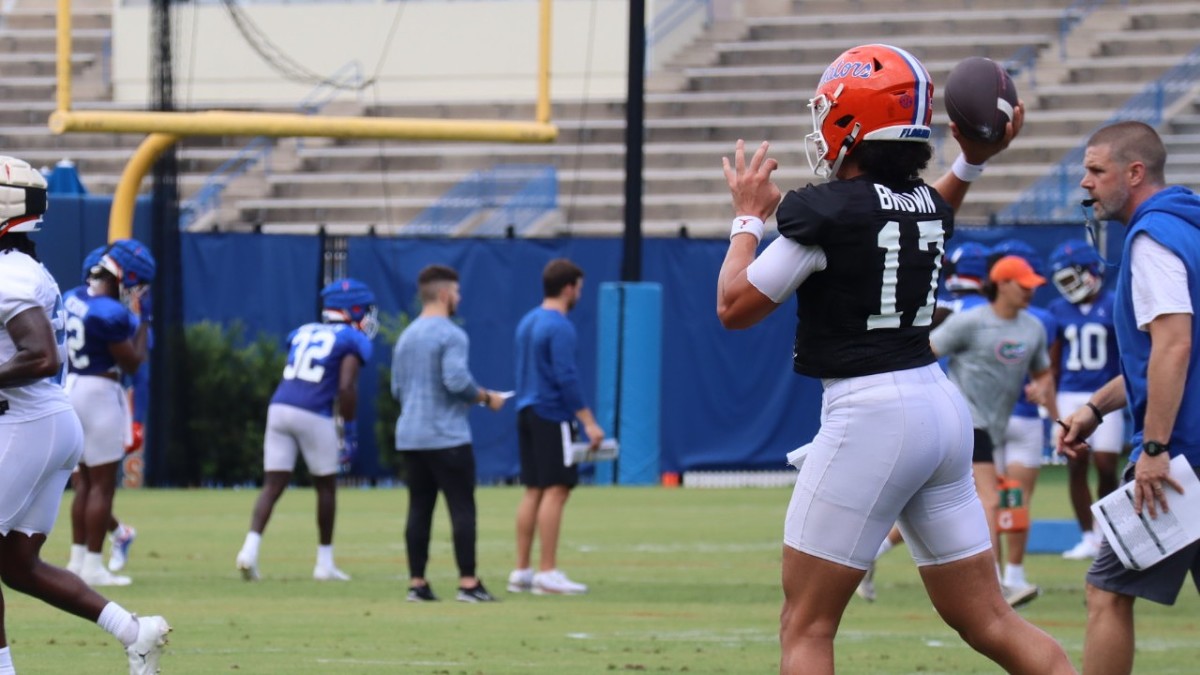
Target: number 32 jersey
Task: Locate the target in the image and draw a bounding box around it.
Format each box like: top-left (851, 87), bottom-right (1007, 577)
top-left (777, 175), bottom-right (955, 379)
top-left (270, 322), bottom-right (373, 417)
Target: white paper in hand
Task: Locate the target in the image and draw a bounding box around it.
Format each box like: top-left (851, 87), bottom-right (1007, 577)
top-left (564, 439), bottom-right (619, 467)
top-left (1090, 455), bottom-right (1200, 570)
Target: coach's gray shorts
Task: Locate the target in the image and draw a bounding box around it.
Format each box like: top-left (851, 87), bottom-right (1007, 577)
top-left (1087, 462), bottom-right (1200, 605)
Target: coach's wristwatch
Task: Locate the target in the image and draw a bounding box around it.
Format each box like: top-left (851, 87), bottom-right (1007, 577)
top-left (1143, 440), bottom-right (1170, 457)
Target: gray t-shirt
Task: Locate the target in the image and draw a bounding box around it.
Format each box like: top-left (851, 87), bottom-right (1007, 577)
top-left (931, 304), bottom-right (1050, 447)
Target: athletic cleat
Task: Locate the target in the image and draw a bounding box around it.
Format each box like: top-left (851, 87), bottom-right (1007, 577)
top-left (532, 569), bottom-right (588, 595)
top-left (236, 551), bottom-right (259, 581)
top-left (506, 568), bottom-right (533, 593)
top-left (108, 526), bottom-right (137, 572)
top-left (407, 584), bottom-right (438, 602)
top-left (1062, 538), bottom-right (1100, 560)
top-left (67, 558), bottom-right (83, 576)
top-left (855, 562), bottom-right (877, 603)
top-left (313, 564), bottom-right (351, 581)
top-left (1003, 583), bottom-right (1041, 609)
top-left (456, 581), bottom-right (498, 603)
top-left (126, 614), bottom-right (170, 675)
top-left (82, 566), bottom-right (132, 587)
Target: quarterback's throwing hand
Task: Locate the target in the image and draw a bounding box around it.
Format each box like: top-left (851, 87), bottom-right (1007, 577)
top-left (723, 140), bottom-right (781, 221)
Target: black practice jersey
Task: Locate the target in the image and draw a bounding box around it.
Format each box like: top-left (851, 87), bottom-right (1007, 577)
top-left (776, 175), bottom-right (955, 379)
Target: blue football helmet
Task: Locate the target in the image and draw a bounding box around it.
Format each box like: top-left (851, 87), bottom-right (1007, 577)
top-left (99, 239), bottom-right (156, 287)
top-left (321, 278), bottom-right (378, 339)
top-left (1050, 238), bottom-right (1103, 303)
top-left (944, 242), bottom-right (992, 292)
top-left (991, 239), bottom-right (1044, 276)
top-left (82, 244), bottom-right (107, 283)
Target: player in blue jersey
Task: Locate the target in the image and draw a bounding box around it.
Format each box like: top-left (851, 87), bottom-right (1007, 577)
top-left (0, 156), bottom-right (169, 675)
top-left (63, 239), bottom-right (155, 587)
top-left (236, 278), bottom-right (376, 582)
top-left (66, 245), bottom-right (140, 580)
top-left (1047, 239), bottom-right (1123, 561)
top-left (987, 240), bottom-right (1059, 607)
top-left (1059, 122), bottom-right (1200, 674)
top-left (935, 241), bottom-right (994, 322)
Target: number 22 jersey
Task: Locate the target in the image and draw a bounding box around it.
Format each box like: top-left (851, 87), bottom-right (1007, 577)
top-left (270, 322), bottom-right (373, 417)
top-left (776, 175), bottom-right (955, 379)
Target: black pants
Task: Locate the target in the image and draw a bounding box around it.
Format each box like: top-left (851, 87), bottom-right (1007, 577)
top-left (401, 444), bottom-right (477, 579)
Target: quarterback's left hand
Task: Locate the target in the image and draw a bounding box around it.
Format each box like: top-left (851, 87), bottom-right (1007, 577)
top-left (339, 420), bottom-right (358, 473)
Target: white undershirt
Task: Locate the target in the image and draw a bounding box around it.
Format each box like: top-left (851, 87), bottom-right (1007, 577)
top-left (746, 236), bottom-right (829, 303)
top-left (1130, 233), bottom-right (1192, 331)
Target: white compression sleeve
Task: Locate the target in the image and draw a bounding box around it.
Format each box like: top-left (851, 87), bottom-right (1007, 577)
top-left (746, 236), bottom-right (828, 303)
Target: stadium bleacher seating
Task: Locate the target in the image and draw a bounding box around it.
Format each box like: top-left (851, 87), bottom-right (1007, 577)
top-left (2, 0), bottom-right (1199, 236)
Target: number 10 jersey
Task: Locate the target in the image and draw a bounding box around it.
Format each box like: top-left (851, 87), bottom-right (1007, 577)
top-left (776, 175), bottom-right (955, 379)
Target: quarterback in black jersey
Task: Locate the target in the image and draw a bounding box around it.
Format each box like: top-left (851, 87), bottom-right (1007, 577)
top-left (716, 45), bottom-right (1074, 675)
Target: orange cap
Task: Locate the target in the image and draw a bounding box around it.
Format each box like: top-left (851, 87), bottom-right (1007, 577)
top-left (989, 255), bottom-right (1046, 290)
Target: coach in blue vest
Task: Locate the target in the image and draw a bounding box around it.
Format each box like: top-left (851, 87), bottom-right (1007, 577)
top-left (1059, 120), bottom-right (1200, 675)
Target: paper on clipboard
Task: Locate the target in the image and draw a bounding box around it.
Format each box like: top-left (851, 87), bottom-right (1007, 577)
top-left (1090, 455), bottom-right (1200, 571)
top-left (564, 439), bottom-right (619, 467)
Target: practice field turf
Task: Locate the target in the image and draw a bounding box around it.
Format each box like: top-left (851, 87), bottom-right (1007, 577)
top-left (8, 468), bottom-right (1200, 673)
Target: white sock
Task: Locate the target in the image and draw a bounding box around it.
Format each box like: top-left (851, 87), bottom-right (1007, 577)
top-left (69, 544), bottom-right (86, 569)
top-left (874, 538), bottom-right (895, 561)
top-left (242, 531), bottom-right (262, 559)
top-left (97, 602), bottom-right (140, 647)
top-left (317, 545), bottom-right (334, 568)
top-left (83, 552), bottom-right (106, 573)
top-left (1003, 563), bottom-right (1026, 588)
top-left (0, 646), bottom-right (15, 675)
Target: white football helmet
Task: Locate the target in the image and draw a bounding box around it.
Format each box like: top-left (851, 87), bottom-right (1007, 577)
top-left (0, 156), bottom-right (49, 237)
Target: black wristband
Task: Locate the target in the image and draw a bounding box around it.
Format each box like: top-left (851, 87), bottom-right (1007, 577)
top-left (1086, 402), bottom-right (1104, 424)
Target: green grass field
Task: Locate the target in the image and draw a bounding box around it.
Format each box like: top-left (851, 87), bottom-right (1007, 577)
top-left (8, 467), bottom-right (1199, 673)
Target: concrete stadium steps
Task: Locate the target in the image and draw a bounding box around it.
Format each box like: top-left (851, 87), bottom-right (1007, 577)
top-left (744, 8), bottom-right (1071, 42)
top-left (0, 27), bottom-right (110, 54)
top-left (296, 138), bottom-right (810, 174)
top-left (712, 34), bottom-right (1052, 68)
top-left (1093, 28), bottom-right (1200, 58)
top-left (0, 53), bottom-right (95, 79)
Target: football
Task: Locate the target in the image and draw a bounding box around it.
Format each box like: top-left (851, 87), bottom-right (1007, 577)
top-left (943, 56), bottom-right (1019, 143)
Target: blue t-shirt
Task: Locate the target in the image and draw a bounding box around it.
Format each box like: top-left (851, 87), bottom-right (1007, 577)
top-left (270, 322), bottom-right (373, 417)
top-left (514, 306), bottom-right (586, 422)
top-left (1010, 304), bottom-right (1057, 418)
top-left (1115, 186), bottom-right (1200, 465)
top-left (1049, 290), bottom-right (1120, 393)
top-left (63, 285), bottom-right (138, 376)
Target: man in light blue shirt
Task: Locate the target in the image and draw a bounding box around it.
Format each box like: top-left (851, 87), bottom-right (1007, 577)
top-left (392, 264), bottom-right (505, 603)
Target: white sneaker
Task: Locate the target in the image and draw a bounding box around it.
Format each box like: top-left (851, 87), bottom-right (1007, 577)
top-left (126, 615), bottom-right (170, 675)
top-left (506, 568), bottom-right (533, 593)
top-left (313, 564), bottom-right (351, 581)
top-left (108, 526), bottom-right (137, 572)
top-left (1062, 537), bottom-right (1100, 560)
top-left (855, 562), bottom-right (876, 603)
top-left (82, 566), bottom-right (132, 587)
top-left (67, 558), bottom-right (83, 576)
top-left (236, 551), bottom-right (259, 581)
top-left (1003, 583), bottom-right (1040, 609)
top-left (532, 569), bottom-right (588, 595)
